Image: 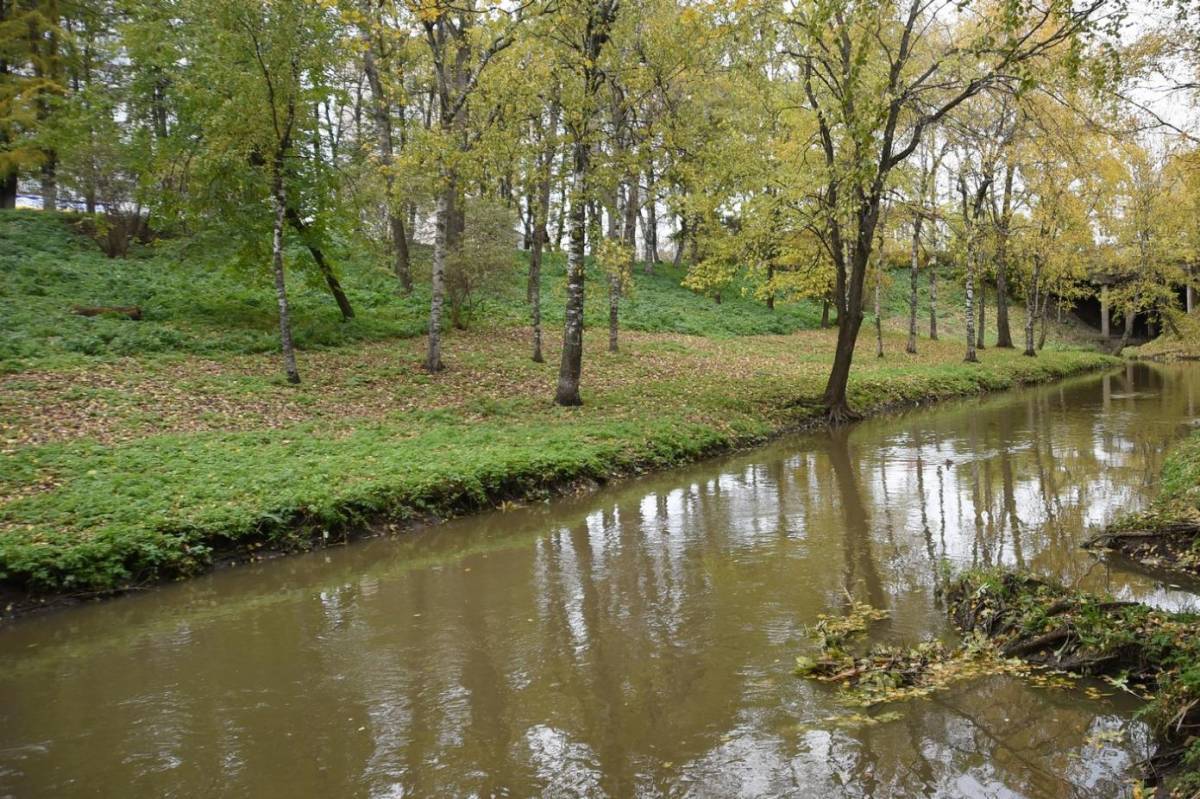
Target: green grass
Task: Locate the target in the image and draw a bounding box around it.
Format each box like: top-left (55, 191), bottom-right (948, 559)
top-left (0, 341), bottom-right (1115, 595)
top-left (0, 210), bottom-right (1118, 598)
top-left (1127, 312), bottom-right (1200, 362)
top-left (0, 210), bottom-right (821, 373)
top-left (3, 208), bottom-right (1084, 373)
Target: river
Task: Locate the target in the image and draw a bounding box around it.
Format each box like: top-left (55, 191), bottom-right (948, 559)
top-left (1, 362), bottom-right (1198, 798)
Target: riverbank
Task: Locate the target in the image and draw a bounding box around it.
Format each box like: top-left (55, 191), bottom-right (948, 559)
top-left (949, 570), bottom-right (1200, 796)
top-left (797, 568), bottom-right (1200, 795)
top-left (1087, 426), bottom-right (1200, 580)
top-left (0, 326), bottom-right (1116, 614)
top-left (1128, 314), bottom-right (1200, 362)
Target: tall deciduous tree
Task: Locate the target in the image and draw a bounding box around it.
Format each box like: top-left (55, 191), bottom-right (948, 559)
top-left (783, 0), bottom-right (1115, 421)
top-left (553, 0), bottom-right (619, 406)
top-left (411, 0), bottom-right (526, 372)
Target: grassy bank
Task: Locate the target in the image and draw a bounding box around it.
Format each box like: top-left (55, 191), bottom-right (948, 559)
top-left (0, 210), bottom-right (821, 374)
top-left (0, 336), bottom-right (1115, 601)
top-left (1128, 314), bottom-right (1200, 362)
top-left (0, 210), bottom-right (1116, 605)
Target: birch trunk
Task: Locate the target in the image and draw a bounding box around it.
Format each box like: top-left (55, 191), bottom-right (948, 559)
top-left (425, 181), bottom-right (451, 372)
top-left (964, 248), bottom-right (978, 363)
top-left (529, 102), bottom-right (559, 363)
top-left (929, 234), bottom-right (938, 340)
top-left (555, 142), bottom-right (588, 405)
top-left (907, 216), bottom-right (922, 353)
top-left (976, 281), bottom-right (986, 350)
top-left (1024, 260), bottom-right (1041, 356)
top-left (995, 162), bottom-right (1015, 347)
top-left (271, 160), bottom-right (300, 384)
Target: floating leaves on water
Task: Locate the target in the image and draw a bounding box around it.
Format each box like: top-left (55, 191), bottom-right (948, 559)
top-left (1026, 671), bottom-right (1077, 691)
top-left (796, 603), bottom-right (1027, 712)
top-left (800, 599), bottom-right (891, 653)
top-left (1083, 728), bottom-right (1126, 750)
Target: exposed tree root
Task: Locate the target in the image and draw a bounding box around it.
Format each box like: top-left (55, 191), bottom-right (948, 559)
top-left (948, 570), bottom-right (1200, 797)
top-left (796, 571), bottom-right (1200, 795)
top-left (1085, 523), bottom-right (1200, 582)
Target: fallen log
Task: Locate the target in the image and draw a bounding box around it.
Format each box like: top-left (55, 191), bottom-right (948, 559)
top-left (71, 305), bottom-right (142, 320)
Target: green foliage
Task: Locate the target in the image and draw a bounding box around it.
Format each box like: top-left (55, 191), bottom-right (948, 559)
top-left (446, 198), bottom-right (521, 329)
top-left (0, 211), bottom-right (1118, 596)
top-left (0, 210), bottom-right (828, 372)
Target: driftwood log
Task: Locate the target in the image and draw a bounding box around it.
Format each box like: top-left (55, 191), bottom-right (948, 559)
top-left (71, 305), bottom-right (142, 320)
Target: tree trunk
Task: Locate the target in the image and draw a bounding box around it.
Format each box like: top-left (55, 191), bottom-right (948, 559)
top-left (555, 142), bottom-right (588, 406)
top-left (553, 171), bottom-right (567, 249)
top-left (642, 163), bottom-right (659, 270)
top-left (530, 221), bottom-right (545, 364)
top-left (1187, 264), bottom-right (1195, 314)
top-left (1038, 295), bottom-right (1049, 351)
top-left (363, 44), bottom-right (412, 292)
top-left (1024, 260), bottom-right (1041, 356)
top-left (822, 236), bottom-right (872, 422)
top-left (0, 167), bottom-right (15, 209)
top-left (1116, 305), bottom-right (1135, 354)
top-left (285, 208), bottom-right (354, 320)
top-left (608, 273), bottom-right (620, 353)
top-left (906, 216), bottom-right (922, 353)
top-left (530, 103), bottom-right (559, 363)
top-left (622, 178), bottom-right (638, 250)
top-left (964, 250), bottom-right (978, 363)
top-left (34, 3), bottom-right (59, 213)
top-left (822, 305), bottom-right (866, 422)
top-left (521, 191), bottom-right (533, 250)
top-left (271, 161), bottom-right (300, 384)
top-left (929, 256), bottom-right (938, 340)
top-left (40, 157), bottom-right (57, 211)
top-left (390, 213), bottom-right (411, 291)
top-left (766, 263), bottom-right (775, 310)
top-left (995, 162), bottom-right (1015, 347)
top-left (976, 281), bottom-right (986, 349)
top-left (425, 180), bottom-right (452, 372)
top-left (672, 214), bottom-right (687, 268)
top-left (0, 23), bottom-right (16, 211)
top-left (821, 299), bottom-right (830, 329)
top-left (874, 266), bottom-right (883, 358)
top-left (607, 181), bottom-right (630, 354)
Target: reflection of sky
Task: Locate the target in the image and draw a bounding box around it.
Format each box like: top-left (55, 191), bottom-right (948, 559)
top-left (1, 365), bottom-right (1198, 798)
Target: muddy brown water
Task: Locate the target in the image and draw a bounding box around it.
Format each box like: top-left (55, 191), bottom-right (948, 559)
top-left (2, 362), bottom-right (1199, 798)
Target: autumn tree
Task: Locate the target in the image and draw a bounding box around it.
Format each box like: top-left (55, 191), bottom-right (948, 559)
top-left (782, 0), bottom-right (1116, 421)
top-left (551, 0), bottom-right (619, 406)
top-left (409, 0), bottom-right (531, 372)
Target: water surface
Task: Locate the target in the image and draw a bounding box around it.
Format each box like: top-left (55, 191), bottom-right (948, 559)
top-left (2, 362), bottom-right (1198, 798)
